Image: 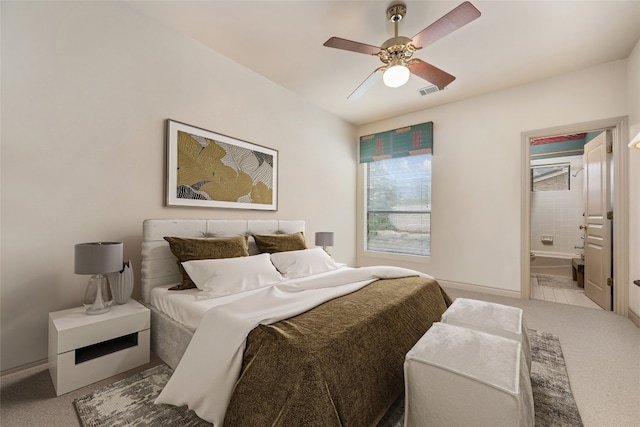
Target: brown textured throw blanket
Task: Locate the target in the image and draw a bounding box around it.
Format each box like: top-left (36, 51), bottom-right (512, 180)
top-left (224, 276), bottom-right (451, 427)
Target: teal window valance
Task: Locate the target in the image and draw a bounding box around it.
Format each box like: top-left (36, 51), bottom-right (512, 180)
top-left (359, 122), bottom-right (433, 163)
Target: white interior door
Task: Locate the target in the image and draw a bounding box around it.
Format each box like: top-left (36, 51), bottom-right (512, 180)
top-left (583, 131), bottom-right (612, 310)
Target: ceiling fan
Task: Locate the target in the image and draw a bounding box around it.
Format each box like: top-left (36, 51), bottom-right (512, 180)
top-left (323, 1), bottom-right (481, 99)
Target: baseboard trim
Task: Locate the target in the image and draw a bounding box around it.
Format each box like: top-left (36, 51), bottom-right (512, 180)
top-left (438, 279), bottom-right (521, 299)
top-left (628, 307), bottom-right (640, 328)
top-left (1, 358), bottom-right (48, 378)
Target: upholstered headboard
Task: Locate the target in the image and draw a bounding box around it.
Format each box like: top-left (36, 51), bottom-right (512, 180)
top-left (140, 219), bottom-right (305, 303)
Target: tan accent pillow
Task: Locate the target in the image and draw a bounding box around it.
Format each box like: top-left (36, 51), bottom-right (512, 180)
top-left (253, 232), bottom-right (307, 254)
top-left (164, 235), bottom-right (249, 290)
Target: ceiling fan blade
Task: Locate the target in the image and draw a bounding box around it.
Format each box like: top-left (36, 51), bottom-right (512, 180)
top-left (408, 59), bottom-right (455, 89)
top-left (323, 37), bottom-right (381, 55)
top-left (348, 67), bottom-right (384, 100)
top-left (411, 1), bottom-right (481, 49)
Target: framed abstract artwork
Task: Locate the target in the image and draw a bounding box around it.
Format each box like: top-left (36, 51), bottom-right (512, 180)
top-left (166, 120), bottom-right (278, 210)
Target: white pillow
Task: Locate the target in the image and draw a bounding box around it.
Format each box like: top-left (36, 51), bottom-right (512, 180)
top-left (181, 253), bottom-right (283, 297)
top-left (270, 247), bottom-right (340, 278)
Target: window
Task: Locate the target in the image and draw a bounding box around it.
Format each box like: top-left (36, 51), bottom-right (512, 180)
top-left (366, 154), bottom-right (431, 256)
top-left (530, 163), bottom-right (570, 192)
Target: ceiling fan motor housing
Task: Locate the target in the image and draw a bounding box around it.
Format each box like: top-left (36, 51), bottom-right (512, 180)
top-left (387, 4), bottom-right (406, 23)
top-left (379, 36), bottom-right (416, 66)
top-left (380, 4), bottom-right (417, 68)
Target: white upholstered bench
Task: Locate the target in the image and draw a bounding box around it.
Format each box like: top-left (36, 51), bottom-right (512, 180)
top-left (404, 322), bottom-right (534, 427)
top-left (441, 297), bottom-right (532, 373)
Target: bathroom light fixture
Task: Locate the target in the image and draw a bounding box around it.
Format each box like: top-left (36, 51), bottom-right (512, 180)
top-left (383, 59), bottom-right (410, 88)
top-left (629, 131), bottom-right (640, 149)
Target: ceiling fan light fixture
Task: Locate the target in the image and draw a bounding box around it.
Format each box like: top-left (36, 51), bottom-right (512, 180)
top-left (383, 64), bottom-right (410, 88)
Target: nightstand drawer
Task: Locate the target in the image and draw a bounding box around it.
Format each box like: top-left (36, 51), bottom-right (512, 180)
top-left (52, 329), bottom-right (150, 395)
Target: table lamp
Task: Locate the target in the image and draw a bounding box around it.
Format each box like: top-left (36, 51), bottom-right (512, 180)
top-left (315, 232), bottom-right (334, 254)
top-left (75, 242), bottom-right (123, 315)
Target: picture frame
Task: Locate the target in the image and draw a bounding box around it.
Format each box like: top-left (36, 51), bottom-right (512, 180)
top-left (166, 120), bottom-right (278, 210)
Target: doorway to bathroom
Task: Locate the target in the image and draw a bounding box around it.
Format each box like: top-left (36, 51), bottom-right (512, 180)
top-left (529, 130), bottom-right (605, 309)
top-left (520, 117), bottom-right (630, 315)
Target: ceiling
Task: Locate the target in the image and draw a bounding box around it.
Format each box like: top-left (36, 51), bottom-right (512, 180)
top-left (127, 1), bottom-right (640, 126)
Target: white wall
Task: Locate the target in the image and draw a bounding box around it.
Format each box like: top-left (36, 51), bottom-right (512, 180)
top-left (0, 2), bottom-right (356, 372)
top-left (357, 60), bottom-right (629, 295)
top-left (627, 39), bottom-right (640, 320)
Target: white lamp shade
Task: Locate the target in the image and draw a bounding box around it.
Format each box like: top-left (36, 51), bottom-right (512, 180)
top-left (383, 65), bottom-right (410, 88)
top-left (75, 242), bottom-right (123, 274)
top-left (315, 232), bottom-right (334, 247)
top-left (629, 131), bottom-right (640, 149)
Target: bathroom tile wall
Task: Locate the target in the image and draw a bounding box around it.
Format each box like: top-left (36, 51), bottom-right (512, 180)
top-left (530, 155), bottom-right (585, 255)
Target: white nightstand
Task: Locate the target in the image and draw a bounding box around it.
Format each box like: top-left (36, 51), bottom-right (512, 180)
top-left (48, 299), bottom-right (150, 396)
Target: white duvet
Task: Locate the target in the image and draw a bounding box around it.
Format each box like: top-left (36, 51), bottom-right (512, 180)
top-left (155, 266), bottom-right (431, 425)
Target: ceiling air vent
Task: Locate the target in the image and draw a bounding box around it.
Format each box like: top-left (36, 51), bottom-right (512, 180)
top-left (418, 85), bottom-right (442, 96)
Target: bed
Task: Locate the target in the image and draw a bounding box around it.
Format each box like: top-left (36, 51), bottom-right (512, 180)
top-left (141, 219), bottom-right (309, 369)
top-left (141, 219), bottom-right (451, 426)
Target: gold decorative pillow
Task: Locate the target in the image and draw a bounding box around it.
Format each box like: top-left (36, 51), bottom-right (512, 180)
top-left (164, 235), bottom-right (249, 290)
top-left (253, 232), bottom-right (306, 254)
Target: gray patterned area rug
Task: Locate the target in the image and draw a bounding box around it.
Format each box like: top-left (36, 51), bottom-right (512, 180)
top-left (74, 330), bottom-right (582, 427)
